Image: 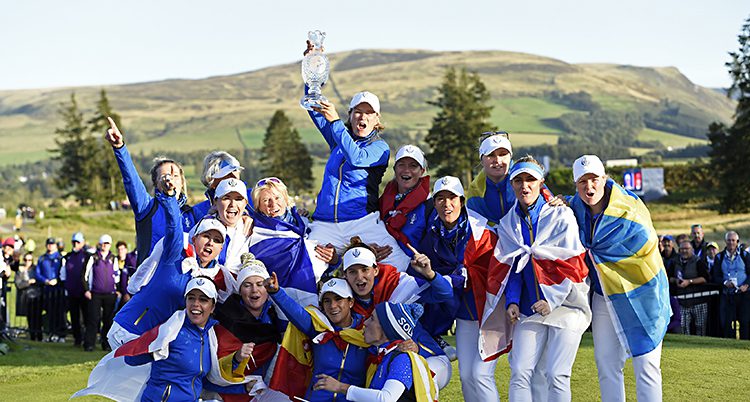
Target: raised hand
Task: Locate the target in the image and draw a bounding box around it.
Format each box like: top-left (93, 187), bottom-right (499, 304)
top-left (314, 243), bottom-right (339, 265)
top-left (105, 116), bottom-right (124, 148)
top-left (311, 100), bottom-right (340, 123)
top-left (370, 243), bottom-right (393, 262)
top-left (235, 342), bottom-right (256, 362)
top-left (263, 271), bottom-right (279, 294)
top-left (303, 39), bottom-right (314, 56)
top-left (407, 244), bottom-right (435, 280)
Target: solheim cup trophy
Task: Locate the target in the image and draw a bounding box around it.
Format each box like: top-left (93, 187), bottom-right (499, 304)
top-left (300, 30), bottom-right (329, 110)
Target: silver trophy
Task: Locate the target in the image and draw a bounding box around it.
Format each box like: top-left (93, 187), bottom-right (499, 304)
top-left (300, 30), bottom-right (330, 110)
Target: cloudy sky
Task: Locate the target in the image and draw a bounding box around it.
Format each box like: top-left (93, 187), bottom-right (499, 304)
top-left (0, 0), bottom-right (746, 90)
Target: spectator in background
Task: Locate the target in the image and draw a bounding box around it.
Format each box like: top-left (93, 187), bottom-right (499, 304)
top-left (3, 237), bottom-right (19, 271)
top-left (36, 237), bottom-right (66, 342)
top-left (82, 235), bottom-right (122, 351)
top-left (114, 241), bottom-right (136, 305)
top-left (712, 231), bottom-right (750, 340)
top-left (702, 242), bottom-right (719, 275)
top-left (60, 232), bottom-right (89, 347)
top-left (661, 235), bottom-right (678, 273)
top-left (15, 253), bottom-right (42, 340)
top-left (669, 240), bottom-right (710, 336)
top-left (690, 224), bottom-right (708, 258)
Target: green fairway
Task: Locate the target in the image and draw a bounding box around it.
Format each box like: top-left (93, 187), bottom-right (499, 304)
top-left (1, 333), bottom-right (748, 401)
top-left (490, 97), bottom-right (570, 134)
top-left (637, 128), bottom-right (707, 149)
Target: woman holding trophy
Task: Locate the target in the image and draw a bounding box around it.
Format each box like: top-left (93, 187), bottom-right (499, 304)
top-left (299, 33), bottom-right (411, 272)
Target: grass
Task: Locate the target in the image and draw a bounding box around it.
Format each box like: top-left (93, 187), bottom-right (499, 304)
top-left (637, 128), bottom-right (707, 149)
top-left (1, 332), bottom-right (748, 401)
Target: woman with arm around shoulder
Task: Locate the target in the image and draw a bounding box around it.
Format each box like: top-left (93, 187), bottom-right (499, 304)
top-left (567, 155), bottom-right (670, 402)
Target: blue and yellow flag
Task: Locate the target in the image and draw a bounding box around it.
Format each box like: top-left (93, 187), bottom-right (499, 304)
top-left (570, 179), bottom-right (670, 357)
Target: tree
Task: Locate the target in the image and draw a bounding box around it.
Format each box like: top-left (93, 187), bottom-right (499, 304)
top-left (709, 16), bottom-right (750, 212)
top-left (425, 67), bottom-right (495, 184)
top-left (52, 93), bottom-right (99, 204)
top-left (260, 110), bottom-right (314, 194)
top-left (87, 89), bottom-right (125, 203)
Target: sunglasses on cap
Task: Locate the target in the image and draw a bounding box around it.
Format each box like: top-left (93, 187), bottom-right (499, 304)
top-left (480, 131), bottom-right (510, 141)
top-left (255, 177), bottom-right (282, 188)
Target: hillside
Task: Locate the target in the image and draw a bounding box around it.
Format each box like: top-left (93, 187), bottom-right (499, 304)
top-left (0, 49), bottom-right (735, 166)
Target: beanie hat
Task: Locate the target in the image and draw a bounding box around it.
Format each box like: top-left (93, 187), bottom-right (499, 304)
top-left (374, 302), bottom-right (424, 341)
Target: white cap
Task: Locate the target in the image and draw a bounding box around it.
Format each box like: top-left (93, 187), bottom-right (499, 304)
top-left (395, 145), bottom-right (426, 169)
top-left (236, 255), bottom-right (270, 286)
top-left (479, 135), bottom-right (512, 159)
top-left (214, 178), bottom-right (248, 201)
top-left (573, 155), bottom-right (606, 183)
top-left (189, 217), bottom-right (227, 242)
top-left (98, 234), bottom-right (112, 244)
top-left (433, 176), bottom-right (464, 197)
top-left (349, 91), bottom-right (381, 114)
top-left (212, 159), bottom-right (244, 179)
top-left (343, 247), bottom-right (377, 271)
top-left (184, 276), bottom-right (217, 302)
top-left (319, 278), bottom-right (353, 302)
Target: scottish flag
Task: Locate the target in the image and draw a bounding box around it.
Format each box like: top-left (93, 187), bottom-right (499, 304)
top-left (570, 179), bottom-right (670, 357)
top-left (249, 207), bottom-right (326, 308)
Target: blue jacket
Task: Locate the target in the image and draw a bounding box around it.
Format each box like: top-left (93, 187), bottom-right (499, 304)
top-left (36, 251), bottom-right (63, 285)
top-left (113, 145), bottom-right (199, 266)
top-left (114, 192), bottom-right (205, 336)
top-left (307, 101), bottom-right (390, 223)
top-left (416, 208), bottom-right (479, 331)
top-left (271, 288), bottom-right (368, 402)
top-left (125, 315), bottom-right (245, 401)
top-left (504, 197), bottom-right (547, 317)
top-left (367, 345), bottom-right (415, 399)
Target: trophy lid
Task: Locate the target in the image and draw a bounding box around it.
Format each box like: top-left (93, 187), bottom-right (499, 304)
top-left (308, 30), bottom-right (326, 48)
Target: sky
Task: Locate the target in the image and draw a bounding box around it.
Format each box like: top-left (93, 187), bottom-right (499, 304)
top-left (0, 0), bottom-right (747, 91)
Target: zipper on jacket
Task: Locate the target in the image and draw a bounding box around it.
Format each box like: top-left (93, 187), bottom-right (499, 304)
top-left (134, 308), bottom-right (149, 326)
top-left (161, 384), bottom-right (171, 401)
top-left (334, 160), bottom-right (345, 223)
top-left (523, 211), bottom-right (541, 301)
top-left (333, 343), bottom-right (350, 401)
top-left (498, 188), bottom-right (505, 217)
top-left (192, 333), bottom-right (205, 400)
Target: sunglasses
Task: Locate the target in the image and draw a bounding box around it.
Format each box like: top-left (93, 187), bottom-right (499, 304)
top-left (480, 131), bottom-right (510, 141)
top-left (255, 177), bottom-right (282, 188)
top-left (24, 258), bottom-right (33, 262)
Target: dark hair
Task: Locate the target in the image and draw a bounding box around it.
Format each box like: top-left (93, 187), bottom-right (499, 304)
top-left (115, 241), bottom-right (128, 249)
top-left (149, 157), bottom-right (187, 193)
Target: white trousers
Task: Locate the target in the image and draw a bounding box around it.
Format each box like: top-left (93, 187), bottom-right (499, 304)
top-left (592, 293), bottom-right (663, 402)
top-left (456, 318), bottom-right (500, 402)
top-left (426, 355), bottom-right (452, 390)
top-left (508, 320), bottom-right (583, 402)
top-left (307, 212), bottom-right (411, 271)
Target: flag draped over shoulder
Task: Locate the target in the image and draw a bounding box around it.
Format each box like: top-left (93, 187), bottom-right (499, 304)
top-left (72, 311), bottom-right (263, 401)
top-left (364, 344), bottom-right (438, 402)
top-left (249, 208), bottom-right (325, 308)
top-left (570, 179), bottom-right (670, 357)
top-left (270, 306), bottom-right (368, 399)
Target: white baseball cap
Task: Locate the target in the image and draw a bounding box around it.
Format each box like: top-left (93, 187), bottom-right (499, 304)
top-left (212, 159), bottom-right (244, 179)
top-left (342, 247), bottom-right (377, 271)
top-left (189, 217), bottom-right (227, 242)
top-left (319, 278), bottom-right (353, 302)
top-left (184, 276), bottom-right (217, 302)
top-left (214, 178), bottom-right (248, 201)
top-left (395, 145), bottom-right (426, 169)
top-left (349, 91), bottom-right (380, 114)
top-left (98, 234), bottom-right (112, 244)
top-left (573, 155), bottom-right (606, 183)
top-left (479, 135), bottom-right (512, 159)
top-left (433, 176), bottom-right (464, 197)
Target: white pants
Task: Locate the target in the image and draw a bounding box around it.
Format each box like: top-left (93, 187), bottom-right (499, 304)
top-left (106, 320), bottom-right (139, 350)
top-left (426, 355), bottom-right (452, 390)
top-left (307, 212), bottom-right (411, 271)
top-left (508, 320), bottom-right (583, 402)
top-left (592, 293), bottom-right (663, 402)
top-left (456, 318), bottom-right (499, 402)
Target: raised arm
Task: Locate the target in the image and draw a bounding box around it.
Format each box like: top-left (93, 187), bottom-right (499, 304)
top-left (105, 117), bottom-right (155, 221)
top-left (157, 191), bottom-right (184, 263)
top-left (266, 273), bottom-right (316, 337)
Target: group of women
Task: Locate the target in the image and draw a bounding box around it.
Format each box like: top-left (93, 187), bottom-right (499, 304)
top-left (74, 44), bottom-right (671, 401)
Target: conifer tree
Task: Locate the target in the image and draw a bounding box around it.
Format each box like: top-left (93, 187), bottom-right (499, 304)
top-left (52, 93), bottom-right (98, 204)
top-left (709, 15), bottom-right (750, 212)
top-left (260, 110), bottom-right (314, 194)
top-left (425, 67), bottom-right (496, 184)
top-left (87, 89), bottom-right (125, 203)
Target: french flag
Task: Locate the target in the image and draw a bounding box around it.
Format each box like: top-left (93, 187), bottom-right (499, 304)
top-left (479, 202), bottom-right (590, 361)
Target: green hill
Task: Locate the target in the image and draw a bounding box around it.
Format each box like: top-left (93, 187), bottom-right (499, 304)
top-left (0, 49), bottom-right (735, 166)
